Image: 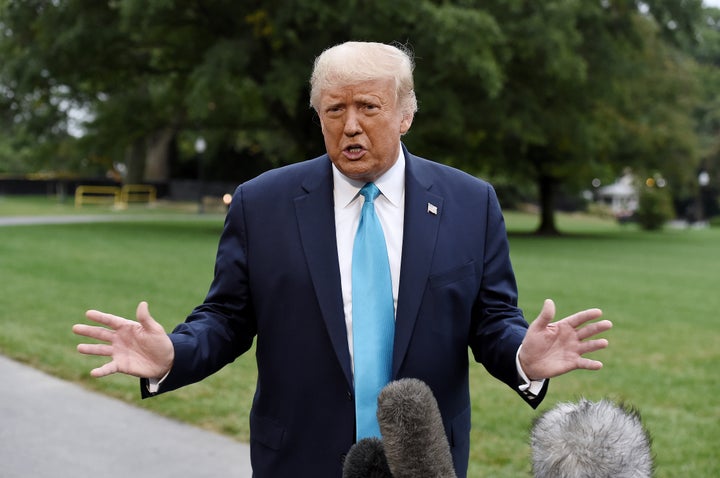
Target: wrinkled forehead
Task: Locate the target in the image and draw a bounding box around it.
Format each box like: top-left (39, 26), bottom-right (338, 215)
top-left (318, 78), bottom-right (397, 105)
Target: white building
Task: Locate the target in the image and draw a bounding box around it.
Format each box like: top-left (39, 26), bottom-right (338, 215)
top-left (597, 174), bottom-right (638, 218)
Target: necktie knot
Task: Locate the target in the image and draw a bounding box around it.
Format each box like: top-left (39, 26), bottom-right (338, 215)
top-left (360, 183), bottom-right (380, 204)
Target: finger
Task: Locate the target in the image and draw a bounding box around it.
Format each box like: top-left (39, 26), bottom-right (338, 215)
top-left (85, 309), bottom-right (130, 329)
top-left (577, 338), bottom-right (610, 355)
top-left (77, 343), bottom-right (114, 356)
top-left (136, 301), bottom-right (165, 334)
top-left (563, 308), bottom-right (603, 329)
top-left (576, 320), bottom-right (613, 340)
top-left (136, 301), bottom-right (153, 328)
top-left (90, 361), bottom-right (119, 378)
top-left (531, 299), bottom-right (556, 330)
top-left (576, 357), bottom-right (604, 371)
top-left (72, 324), bottom-right (114, 342)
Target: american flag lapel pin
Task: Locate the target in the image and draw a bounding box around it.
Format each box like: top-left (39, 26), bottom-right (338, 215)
top-left (427, 203), bottom-right (438, 215)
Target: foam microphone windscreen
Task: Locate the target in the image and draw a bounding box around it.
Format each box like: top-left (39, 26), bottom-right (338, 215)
top-left (376, 378), bottom-right (457, 478)
top-left (342, 437), bottom-right (393, 478)
top-left (530, 398), bottom-right (654, 478)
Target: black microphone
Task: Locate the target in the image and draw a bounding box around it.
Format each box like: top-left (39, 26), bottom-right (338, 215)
top-left (530, 398), bottom-right (654, 478)
top-left (342, 437), bottom-right (393, 478)
top-left (376, 378), bottom-right (457, 478)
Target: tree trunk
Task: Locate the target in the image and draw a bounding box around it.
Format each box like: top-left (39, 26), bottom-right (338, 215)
top-left (124, 137), bottom-right (146, 184)
top-left (536, 174), bottom-right (560, 236)
top-left (144, 127), bottom-right (175, 181)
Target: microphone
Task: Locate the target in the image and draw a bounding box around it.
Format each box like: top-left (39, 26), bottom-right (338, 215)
top-left (342, 437), bottom-right (393, 478)
top-left (376, 378), bottom-right (457, 478)
top-left (530, 398), bottom-right (654, 478)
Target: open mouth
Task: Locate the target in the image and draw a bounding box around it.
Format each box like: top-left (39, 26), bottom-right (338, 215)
top-left (343, 145), bottom-right (365, 159)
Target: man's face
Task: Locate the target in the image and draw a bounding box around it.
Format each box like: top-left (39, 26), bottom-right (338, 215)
top-left (318, 78), bottom-right (413, 183)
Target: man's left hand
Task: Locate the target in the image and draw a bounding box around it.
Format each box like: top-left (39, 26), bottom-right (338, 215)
top-left (519, 299), bottom-right (613, 380)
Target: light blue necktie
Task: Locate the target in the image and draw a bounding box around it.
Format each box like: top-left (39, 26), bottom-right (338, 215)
top-left (352, 182), bottom-right (395, 440)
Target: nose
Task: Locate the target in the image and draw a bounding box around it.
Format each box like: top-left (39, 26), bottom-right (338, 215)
top-left (343, 109), bottom-right (362, 136)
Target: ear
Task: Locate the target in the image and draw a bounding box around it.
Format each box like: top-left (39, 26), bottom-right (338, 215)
top-left (399, 113), bottom-right (413, 135)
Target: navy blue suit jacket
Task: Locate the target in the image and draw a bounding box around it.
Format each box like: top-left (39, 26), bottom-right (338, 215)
top-left (147, 146), bottom-right (547, 477)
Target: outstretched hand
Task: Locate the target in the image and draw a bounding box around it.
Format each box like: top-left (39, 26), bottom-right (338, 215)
top-left (72, 301), bottom-right (174, 379)
top-left (519, 299), bottom-right (612, 381)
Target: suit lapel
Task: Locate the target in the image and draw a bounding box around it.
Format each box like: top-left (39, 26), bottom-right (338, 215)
top-left (393, 150), bottom-right (443, 376)
top-left (294, 158), bottom-right (354, 389)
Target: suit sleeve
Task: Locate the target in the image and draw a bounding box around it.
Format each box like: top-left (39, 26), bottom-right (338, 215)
top-left (468, 185), bottom-right (548, 408)
top-left (143, 185), bottom-right (257, 397)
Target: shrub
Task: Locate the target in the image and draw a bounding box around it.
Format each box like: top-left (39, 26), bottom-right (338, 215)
top-left (635, 186), bottom-right (674, 230)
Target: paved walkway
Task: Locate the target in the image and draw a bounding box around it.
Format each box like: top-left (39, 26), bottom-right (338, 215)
top-left (2, 214), bottom-right (252, 476)
top-left (1, 354), bottom-right (252, 477)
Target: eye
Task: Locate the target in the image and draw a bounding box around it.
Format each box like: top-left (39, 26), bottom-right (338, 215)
top-left (362, 102), bottom-right (380, 113)
top-left (324, 105), bottom-right (344, 117)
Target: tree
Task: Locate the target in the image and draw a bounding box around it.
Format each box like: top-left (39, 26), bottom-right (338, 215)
top-left (0, 0), bottom-right (710, 234)
top-left (458, 0), bottom-right (704, 234)
top-left (0, 0), bottom-right (505, 182)
top-left (679, 5), bottom-right (720, 218)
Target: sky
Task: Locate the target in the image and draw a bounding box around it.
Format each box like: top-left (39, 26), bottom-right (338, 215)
top-left (704, 0), bottom-right (720, 8)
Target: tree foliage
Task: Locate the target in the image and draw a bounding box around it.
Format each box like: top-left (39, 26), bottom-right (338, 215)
top-left (465, 0), bottom-right (704, 234)
top-left (0, 0), bottom-right (716, 233)
top-left (680, 5), bottom-right (720, 217)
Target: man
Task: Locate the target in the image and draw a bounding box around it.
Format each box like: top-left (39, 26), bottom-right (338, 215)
top-left (73, 41), bottom-right (612, 477)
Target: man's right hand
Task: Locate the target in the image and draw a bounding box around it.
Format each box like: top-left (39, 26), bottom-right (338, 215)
top-left (73, 301), bottom-right (174, 379)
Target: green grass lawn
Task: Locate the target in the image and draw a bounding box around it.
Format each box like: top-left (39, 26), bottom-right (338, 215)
top-left (1, 198), bottom-right (718, 476)
top-left (0, 193), bottom-right (220, 216)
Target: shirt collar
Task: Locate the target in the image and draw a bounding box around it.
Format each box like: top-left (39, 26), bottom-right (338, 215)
top-left (332, 147), bottom-right (405, 208)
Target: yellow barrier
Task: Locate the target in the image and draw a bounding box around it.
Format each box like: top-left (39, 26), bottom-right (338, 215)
top-left (121, 184), bottom-right (157, 204)
top-left (74, 185), bottom-right (121, 208)
top-left (74, 184), bottom-right (157, 208)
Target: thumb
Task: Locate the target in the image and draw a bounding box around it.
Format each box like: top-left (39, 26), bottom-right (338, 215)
top-left (532, 299), bottom-right (556, 330)
top-left (136, 301), bottom-right (161, 332)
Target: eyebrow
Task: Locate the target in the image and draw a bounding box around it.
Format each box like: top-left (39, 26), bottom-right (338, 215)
top-left (323, 101), bottom-right (344, 111)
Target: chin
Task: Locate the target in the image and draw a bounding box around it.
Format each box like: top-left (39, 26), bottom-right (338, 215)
top-left (334, 161), bottom-right (376, 182)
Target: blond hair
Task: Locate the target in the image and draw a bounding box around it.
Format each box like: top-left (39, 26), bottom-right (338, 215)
top-left (309, 41), bottom-right (418, 117)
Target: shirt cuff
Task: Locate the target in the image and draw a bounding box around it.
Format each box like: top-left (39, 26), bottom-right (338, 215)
top-left (516, 345), bottom-right (545, 398)
top-left (146, 370), bottom-right (171, 394)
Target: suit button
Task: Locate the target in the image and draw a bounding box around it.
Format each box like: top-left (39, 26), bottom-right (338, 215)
top-left (347, 390), bottom-right (353, 401)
